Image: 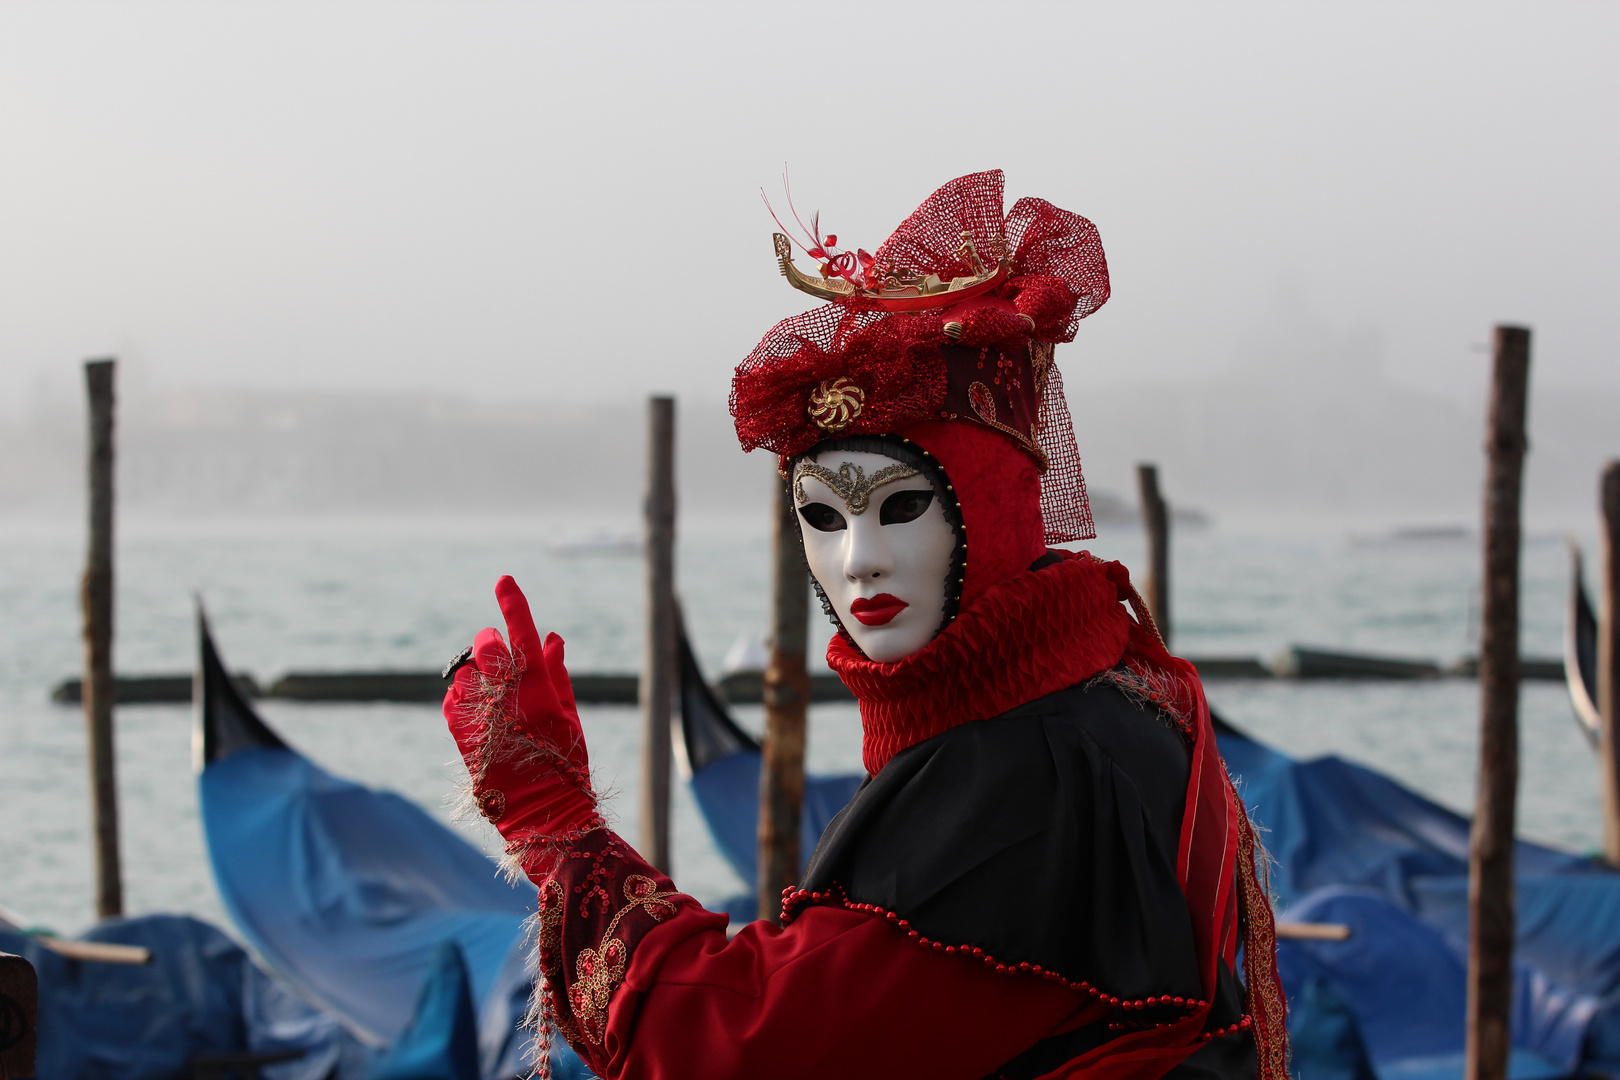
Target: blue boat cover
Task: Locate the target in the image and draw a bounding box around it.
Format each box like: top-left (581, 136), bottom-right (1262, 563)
top-left (0, 913), bottom-right (367, 1080)
top-left (194, 610), bottom-right (585, 1078)
top-left (1217, 719), bottom-right (1620, 1080)
top-left (370, 941), bottom-right (481, 1080)
top-left (200, 746), bottom-right (535, 1047)
top-left (675, 622), bottom-right (862, 922)
top-left (373, 939), bottom-right (596, 1079)
top-left (688, 751), bottom-right (863, 906)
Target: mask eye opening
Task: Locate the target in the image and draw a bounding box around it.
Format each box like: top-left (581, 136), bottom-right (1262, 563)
top-left (878, 487), bottom-right (935, 526)
top-left (798, 501), bottom-right (848, 533)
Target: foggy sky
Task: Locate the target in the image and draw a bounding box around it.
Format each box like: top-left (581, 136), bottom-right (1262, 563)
top-left (2, 0), bottom-right (1616, 418)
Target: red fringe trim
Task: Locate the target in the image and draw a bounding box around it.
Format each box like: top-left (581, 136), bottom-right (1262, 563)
top-left (1233, 779), bottom-right (1291, 1080)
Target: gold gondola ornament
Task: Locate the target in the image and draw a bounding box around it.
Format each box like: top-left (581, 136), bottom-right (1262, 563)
top-left (773, 231), bottom-right (1011, 312)
top-left (764, 178), bottom-right (1011, 313)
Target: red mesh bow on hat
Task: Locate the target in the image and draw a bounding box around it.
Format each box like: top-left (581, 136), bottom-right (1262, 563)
top-left (732, 170), bottom-right (1109, 544)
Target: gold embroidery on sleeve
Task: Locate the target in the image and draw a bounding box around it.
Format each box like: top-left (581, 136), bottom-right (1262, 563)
top-left (567, 875), bottom-right (681, 1045)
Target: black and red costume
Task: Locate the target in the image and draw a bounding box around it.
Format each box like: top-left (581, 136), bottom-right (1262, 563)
top-left (444, 171), bottom-right (1287, 1080)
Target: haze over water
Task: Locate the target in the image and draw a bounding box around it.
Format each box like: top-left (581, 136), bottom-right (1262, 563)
top-left (0, 515), bottom-right (1600, 935)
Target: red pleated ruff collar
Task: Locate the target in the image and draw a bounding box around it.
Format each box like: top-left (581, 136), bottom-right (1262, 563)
top-left (827, 550), bottom-right (1134, 776)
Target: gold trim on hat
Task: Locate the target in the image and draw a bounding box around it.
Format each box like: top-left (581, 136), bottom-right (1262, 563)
top-left (774, 231), bottom-right (1011, 312)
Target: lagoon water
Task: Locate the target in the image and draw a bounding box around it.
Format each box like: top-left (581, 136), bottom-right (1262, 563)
top-left (0, 514), bottom-right (1599, 936)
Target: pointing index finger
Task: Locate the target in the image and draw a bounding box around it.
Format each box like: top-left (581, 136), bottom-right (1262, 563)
top-left (493, 575), bottom-right (545, 667)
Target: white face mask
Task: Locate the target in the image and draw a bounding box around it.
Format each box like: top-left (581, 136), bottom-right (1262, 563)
top-left (794, 449), bottom-right (958, 663)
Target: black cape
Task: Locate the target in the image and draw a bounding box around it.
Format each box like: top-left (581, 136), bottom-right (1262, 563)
top-left (801, 678), bottom-right (1256, 1080)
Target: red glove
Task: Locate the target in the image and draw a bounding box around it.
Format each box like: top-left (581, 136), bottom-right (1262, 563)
top-left (444, 575), bottom-right (602, 881)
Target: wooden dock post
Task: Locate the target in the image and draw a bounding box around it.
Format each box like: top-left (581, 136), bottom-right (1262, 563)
top-left (1465, 325), bottom-right (1531, 1080)
top-left (1600, 461), bottom-right (1620, 864)
top-left (757, 479), bottom-right (810, 924)
top-left (1137, 463), bottom-right (1171, 646)
top-left (639, 396), bottom-right (676, 873)
top-left (82, 357), bottom-right (123, 921)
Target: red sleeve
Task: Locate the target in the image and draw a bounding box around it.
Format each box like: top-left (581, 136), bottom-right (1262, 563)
top-left (606, 904), bottom-right (1092, 1080)
top-left (538, 831), bottom-right (1092, 1080)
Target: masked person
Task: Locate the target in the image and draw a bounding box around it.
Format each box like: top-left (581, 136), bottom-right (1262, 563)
top-left (443, 171), bottom-right (1286, 1080)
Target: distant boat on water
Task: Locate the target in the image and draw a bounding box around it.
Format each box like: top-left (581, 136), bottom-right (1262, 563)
top-left (546, 530), bottom-right (642, 557)
top-left (1087, 488), bottom-right (1211, 529)
top-left (1349, 524), bottom-right (1472, 547)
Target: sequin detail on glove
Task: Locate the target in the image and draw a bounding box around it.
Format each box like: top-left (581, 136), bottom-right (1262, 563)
top-left (535, 830), bottom-right (689, 1072)
top-left (444, 575), bottom-right (604, 883)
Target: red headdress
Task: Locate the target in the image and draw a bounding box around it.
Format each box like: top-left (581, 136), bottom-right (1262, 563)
top-left (732, 169), bottom-right (1109, 547)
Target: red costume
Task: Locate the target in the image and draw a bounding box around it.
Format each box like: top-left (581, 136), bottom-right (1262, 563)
top-left (444, 172), bottom-right (1287, 1080)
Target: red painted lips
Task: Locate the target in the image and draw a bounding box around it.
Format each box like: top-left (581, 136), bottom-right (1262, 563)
top-left (849, 593), bottom-right (909, 627)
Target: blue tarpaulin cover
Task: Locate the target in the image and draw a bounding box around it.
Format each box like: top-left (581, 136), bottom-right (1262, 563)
top-left (1219, 719), bottom-right (1620, 1080)
top-left (0, 913), bottom-right (366, 1080)
top-left (199, 747), bottom-right (535, 1046)
top-left (370, 942), bottom-right (482, 1080)
top-left (688, 750), bottom-right (862, 919)
top-left (193, 612), bottom-right (575, 1079)
top-left (676, 626), bottom-right (862, 922)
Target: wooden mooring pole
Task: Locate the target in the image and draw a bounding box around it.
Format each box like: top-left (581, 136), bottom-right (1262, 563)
top-left (757, 480), bottom-right (810, 924)
top-left (1465, 325), bottom-right (1530, 1080)
top-left (1137, 463), bottom-right (1171, 647)
top-left (1600, 461), bottom-right (1620, 864)
top-left (82, 357), bottom-right (123, 921)
top-left (639, 396), bottom-right (676, 873)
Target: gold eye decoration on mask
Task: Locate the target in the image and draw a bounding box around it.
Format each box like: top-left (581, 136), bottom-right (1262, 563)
top-left (793, 460), bottom-right (922, 516)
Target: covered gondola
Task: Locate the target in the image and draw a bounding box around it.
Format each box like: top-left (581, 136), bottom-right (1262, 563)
top-left (194, 606), bottom-right (576, 1078)
top-left (1566, 542), bottom-right (1601, 747)
top-left (1218, 716), bottom-right (1620, 1080)
top-left (675, 618), bottom-right (862, 920)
